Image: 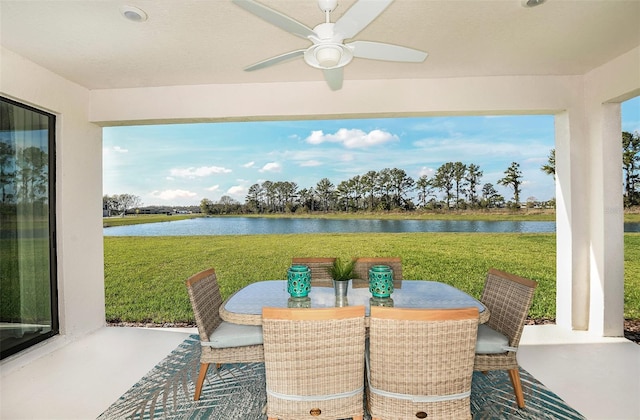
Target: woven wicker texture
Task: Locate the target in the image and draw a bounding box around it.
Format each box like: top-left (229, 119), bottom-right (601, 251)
top-left (185, 268), bottom-right (264, 400)
top-left (353, 257), bottom-right (403, 289)
top-left (291, 257), bottom-right (336, 287)
top-left (473, 268), bottom-right (537, 408)
top-left (367, 307), bottom-right (479, 420)
top-left (262, 306), bottom-right (366, 420)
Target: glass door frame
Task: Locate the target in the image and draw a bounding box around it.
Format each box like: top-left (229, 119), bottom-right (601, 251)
top-left (0, 96), bottom-right (58, 359)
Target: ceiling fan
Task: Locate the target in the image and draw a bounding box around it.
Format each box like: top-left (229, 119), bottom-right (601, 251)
top-left (232, 0), bottom-right (428, 90)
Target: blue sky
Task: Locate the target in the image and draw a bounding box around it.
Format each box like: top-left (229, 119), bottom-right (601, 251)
top-left (104, 97), bottom-right (640, 207)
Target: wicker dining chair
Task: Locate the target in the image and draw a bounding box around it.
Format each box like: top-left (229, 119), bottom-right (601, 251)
top-left (474, 268), bottom-right (538, 409)
top-left (367, 306), bottom-right (479, 420)
top-left (185, 268), bottom-right (264, 401)
top-left (352, 257), bottom-right (403, 289)
top-left (291, 257), bottom-right (336, 287)
top-left (262, 306), bottom-right (366, 420)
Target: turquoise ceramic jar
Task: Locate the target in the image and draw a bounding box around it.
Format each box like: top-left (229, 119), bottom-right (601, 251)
top-left (287, 265), bottom-right (311, 297)
top-left (369, 265), bottom-right (393, 298)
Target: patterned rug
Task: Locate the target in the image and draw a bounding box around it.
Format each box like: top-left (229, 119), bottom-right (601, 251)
top-left (98, 335), bottom-right (585, 420)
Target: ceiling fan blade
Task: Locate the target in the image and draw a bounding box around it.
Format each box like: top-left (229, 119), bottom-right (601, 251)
top-left (333, 0), bottom-right (394, 39)
top-left (348, 40), bottom-right (428, 62)
top-left (232, 0), bottom-right (315, 39)
top-left (244, 50), bottom-right (306, 71)
top-left (323, 68), bottom-right (344, 91)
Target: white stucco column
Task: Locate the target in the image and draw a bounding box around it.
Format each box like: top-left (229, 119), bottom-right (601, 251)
top-left (555, 110), bottom-right (590, 331)
top-left (587, 102), bottom-right (625, 337)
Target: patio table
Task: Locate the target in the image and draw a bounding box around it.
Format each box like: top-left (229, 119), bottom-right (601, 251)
top-left (220, 280), bottom-right (489, 326)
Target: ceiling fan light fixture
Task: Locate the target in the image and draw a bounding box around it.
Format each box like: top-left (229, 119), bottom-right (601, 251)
top-left (305, 44), bottom-right (353, 69)
top-left (316, 46), bottom-right (342, 68)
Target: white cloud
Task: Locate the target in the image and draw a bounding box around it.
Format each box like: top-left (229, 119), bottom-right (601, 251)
top-left (242, 161), bottom-right (255, 168)
top-left (206, 185), bottom-right (220, 192)
top-left (170, 166), bottom-right (231, 178)
top-left (227, 185), bottom-right (248, 197)
top-left (300, 160), bottom-right (322, 167)
top-left (149, 189), bottom-right (198, 201)
top-left (259, 162), bottom-right (282, 173)
top-left (305, 128), bottom-right (399, 149)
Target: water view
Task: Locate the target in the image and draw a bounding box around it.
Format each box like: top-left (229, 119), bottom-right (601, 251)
top-left (102, 217), bottom-right (640, 236)
top-left (102, 217), bottom-right (561, 236)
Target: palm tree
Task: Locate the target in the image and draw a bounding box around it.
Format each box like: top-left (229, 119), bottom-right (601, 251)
top-left (541, 149), bottom-right (556, 180)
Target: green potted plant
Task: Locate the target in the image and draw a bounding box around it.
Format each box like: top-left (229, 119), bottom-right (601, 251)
top-left (327, 258), bottom-right (358, 301)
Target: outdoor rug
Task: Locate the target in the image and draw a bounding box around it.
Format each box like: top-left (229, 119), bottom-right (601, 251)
top-left (98, 335), bottom-right (585, 420)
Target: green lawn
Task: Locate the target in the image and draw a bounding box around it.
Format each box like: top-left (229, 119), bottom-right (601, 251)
top-left (104, 232), bottom-right (640, 324)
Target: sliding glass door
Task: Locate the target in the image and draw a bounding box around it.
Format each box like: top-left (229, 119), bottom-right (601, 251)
top-left (0, 96), bottom-right (58, 359)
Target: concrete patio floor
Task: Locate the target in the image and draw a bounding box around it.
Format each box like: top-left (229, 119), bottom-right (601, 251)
top-left (1, 325), bottom-right (638, 420)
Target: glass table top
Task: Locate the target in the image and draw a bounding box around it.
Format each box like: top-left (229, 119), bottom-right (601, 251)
top-left (222, 280), bottom-right (486, 319)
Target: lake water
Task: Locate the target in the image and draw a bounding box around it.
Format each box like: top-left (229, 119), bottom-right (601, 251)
top-left (103, 216), bottom-right (563, 236)
top-left (103, 217), bottom-right (640, 236)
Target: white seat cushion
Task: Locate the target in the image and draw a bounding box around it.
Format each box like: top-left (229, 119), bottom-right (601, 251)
top-left (475, 324), bottom-right (511, 354)
top-left (202, 321), bottom-right (263, 348)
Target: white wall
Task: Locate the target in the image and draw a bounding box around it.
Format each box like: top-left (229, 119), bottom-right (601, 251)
top-left (0, 47), bottom-right (105, 346)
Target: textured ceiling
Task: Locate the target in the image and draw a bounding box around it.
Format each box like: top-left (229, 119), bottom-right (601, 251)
top-left (1, 0), bottom-right (639, 90)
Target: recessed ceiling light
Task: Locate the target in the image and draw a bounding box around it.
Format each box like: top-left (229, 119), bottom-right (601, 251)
top-left (120, 6), bottom-right (148, 22)
top-left (522, 0), bottom-right (547, 7)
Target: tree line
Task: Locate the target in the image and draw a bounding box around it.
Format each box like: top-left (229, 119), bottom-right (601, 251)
top-left (196, 160), bottom-right (537, 215)
top-left (103, 131), bottom-right (640, 216)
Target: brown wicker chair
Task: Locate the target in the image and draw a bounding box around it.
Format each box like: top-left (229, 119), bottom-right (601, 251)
top-left (262, 306), bottom-right (366, 420)
top-left (473, 268), bottom-right (538, 409)
top-left (367, 306), bottom-right (479, 420)
top-left (291, 257), bottom-right (336, 287)
top-left (185, 268), bottom-right (264, 401)
top-left (352, 257), bottom-right (402, 289)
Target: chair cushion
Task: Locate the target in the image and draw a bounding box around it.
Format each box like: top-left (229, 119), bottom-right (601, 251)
top-left (475, 324), bottom-right (511, 354)
top-left (203, 321), bottom-right (263, 348)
